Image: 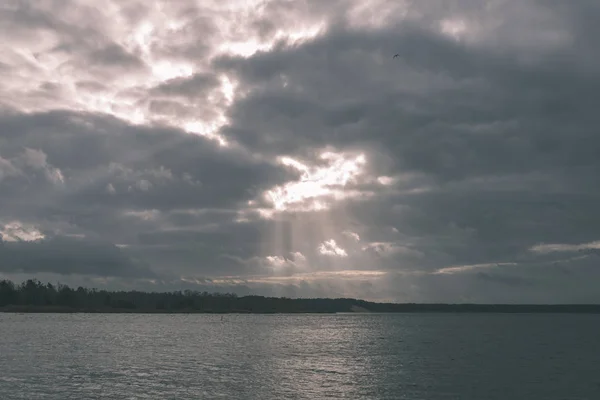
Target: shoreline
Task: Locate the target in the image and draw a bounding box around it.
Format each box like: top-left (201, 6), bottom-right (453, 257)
top-left (3, 304), bottom-right (600, 314)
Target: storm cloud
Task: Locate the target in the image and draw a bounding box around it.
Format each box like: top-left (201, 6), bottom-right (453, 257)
top-left (1, 0), bottom-right (600, 302)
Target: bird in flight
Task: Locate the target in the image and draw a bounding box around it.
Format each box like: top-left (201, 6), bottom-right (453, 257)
top-left (393, 54), bottom-right (400, 58)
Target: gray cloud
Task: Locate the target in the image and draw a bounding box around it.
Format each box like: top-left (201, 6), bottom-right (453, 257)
top-left (1, 0), bottom-right (599, 302)
top-left (152, 73), bottom-right (220, 98)
top-left (0, 236), bottom-right (153, 278)
top-left (0, 109), bottom-right (295, 279)
top-left (87, 43), bottom-right (145, 69)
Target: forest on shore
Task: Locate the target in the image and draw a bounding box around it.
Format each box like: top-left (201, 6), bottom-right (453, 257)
top-left (1, 279), bottom-right (600, 313)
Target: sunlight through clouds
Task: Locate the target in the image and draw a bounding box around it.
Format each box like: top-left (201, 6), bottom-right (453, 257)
top-left (318, 239), bottom-right (348, 257)
top-left (0, 0), bottom-right (402, 149)
top-left (0, 221), bottom-right (45, 242)
top-left (342, 231), bottom-right (361, 242)
top-left (245, 269), bottom-right (387, 284)
top-left (265, 255), bottom-right (288, 268)
top-left (2, 0), bottom-right (599, 303)
top-left (263, 251), bottom-right (308, 270)
top-left (217, 23), bottom-right (327, 58)
top-left (265, 151), bottom-right (367, 212)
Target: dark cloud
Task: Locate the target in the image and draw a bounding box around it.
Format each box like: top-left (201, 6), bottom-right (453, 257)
top-left (0, 110), bottom-right (293, 278)
top-left (0, 236), bottom-right (153, 278)
top-left (152, 73), bottom-right (220, 98)
top-left (1, 1), bottom-right (600, 302)
top-left (211, 2), bottom-right (600, 276)
top-left (0, 110), bottom-right (288, 208)
top-left (216, 20), bottom-right (600, 183)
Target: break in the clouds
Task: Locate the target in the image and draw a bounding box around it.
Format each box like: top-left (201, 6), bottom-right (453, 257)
top-left (1, 0), bottom-right (600, 303)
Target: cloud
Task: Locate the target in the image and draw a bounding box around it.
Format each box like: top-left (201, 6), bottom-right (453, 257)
top-left (530, 241), bottom-right (600, 254)
top-left (151, 72), bottom-right (220, 99)
top-left (342, 230), bottom-right (360, 241)
top-left (433, 262), bottom-right (518, 275)
top-left (0, 221), bottom-right (45, 242)
top-left (18, 148), bottom-right (65, 184)
top-left (318, 239), bottom-right (347, 257)
top-left (0, 233), bottom-right (154, 278)
top-left (264, 151), bottom-right (370, 212)
top-left (0, 156), bottom-right (20, 181)
top-left (1, 0), bottom-right (600, 302)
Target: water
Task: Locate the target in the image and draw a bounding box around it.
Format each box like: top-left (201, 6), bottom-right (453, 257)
top-left (0, 313), bottom-right (598, 399)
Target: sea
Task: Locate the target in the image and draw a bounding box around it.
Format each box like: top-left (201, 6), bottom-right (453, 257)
top-left (0, 313), bottom-right (598, 399)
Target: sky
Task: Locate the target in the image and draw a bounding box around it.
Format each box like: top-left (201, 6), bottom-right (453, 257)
top-left (1, 0), bottom-right (599, 303)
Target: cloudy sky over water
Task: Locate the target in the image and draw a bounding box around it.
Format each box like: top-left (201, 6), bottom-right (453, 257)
top-left (1, 0), bottom-right (599, 303)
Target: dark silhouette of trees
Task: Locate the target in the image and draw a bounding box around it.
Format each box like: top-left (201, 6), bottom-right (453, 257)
top-left (1, 279), bottom-right (599, 313)
top-left (0, 279), bottom-right (18, 306)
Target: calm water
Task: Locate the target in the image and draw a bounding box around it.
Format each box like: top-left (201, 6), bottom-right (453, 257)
top-left (0, 313), bottom-right (599, 399)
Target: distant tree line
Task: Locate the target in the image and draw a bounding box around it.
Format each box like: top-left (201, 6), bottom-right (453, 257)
top-left (0, 279), bottom-right (356, 313)
top-left (1, 279), bottom-right (600, 313)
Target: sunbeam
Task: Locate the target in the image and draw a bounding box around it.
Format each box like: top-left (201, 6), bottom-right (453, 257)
top-left (251, 148), bottom-right (391, 293)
